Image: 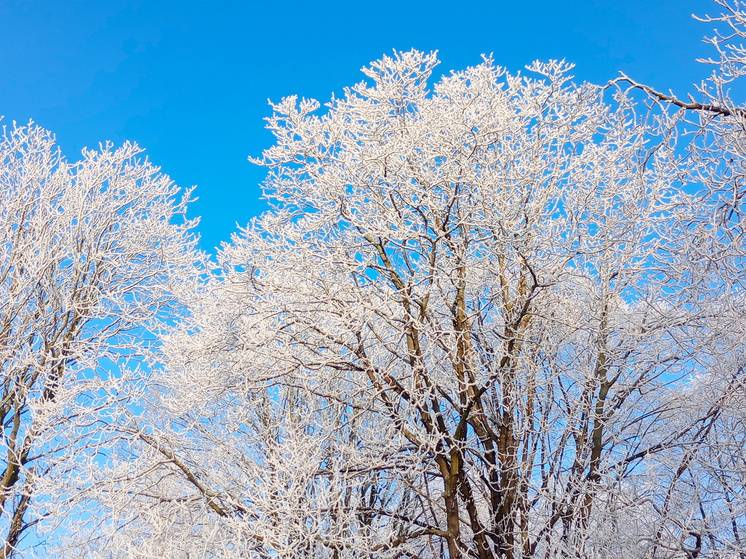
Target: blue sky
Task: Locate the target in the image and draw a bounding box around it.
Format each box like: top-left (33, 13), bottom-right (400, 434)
top-left (1, 0), bottom-right (713, 251)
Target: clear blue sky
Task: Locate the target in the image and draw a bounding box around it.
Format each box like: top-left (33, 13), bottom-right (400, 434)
top-left (1, 0), bottom-right (713, 252)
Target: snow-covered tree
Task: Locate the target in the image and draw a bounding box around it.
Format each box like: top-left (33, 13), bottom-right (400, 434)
top-left (78, 44), bottom-right (744, 558)
top-left (0, 2), bottom-right (738, 558)
top-left (614, 0), bottom-right (745, 235)
top-left (0, 122), bottom-right (199, 557)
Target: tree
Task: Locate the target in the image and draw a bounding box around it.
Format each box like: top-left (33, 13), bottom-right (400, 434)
top-left (77, 46), bottom-right (744, 558)
top-left (613, 0), bottom-right (746, 231)
top-left (609, 5), bottom-right (746, 554)
top-left (0, 122), bottom-right (199, 557)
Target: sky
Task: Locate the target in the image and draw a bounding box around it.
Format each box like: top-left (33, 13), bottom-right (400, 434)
top-left (0, 0), bottom-right (716, 252)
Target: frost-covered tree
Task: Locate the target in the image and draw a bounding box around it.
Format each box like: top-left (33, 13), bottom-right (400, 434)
top-left (614, 0), bottom-right (746, 233)
top-left (0, 122), bottom-right (199, 557)
top-left (609, 7), bottom-right (746, 554)
top-left (75, 44), bottom-right (744, 559)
